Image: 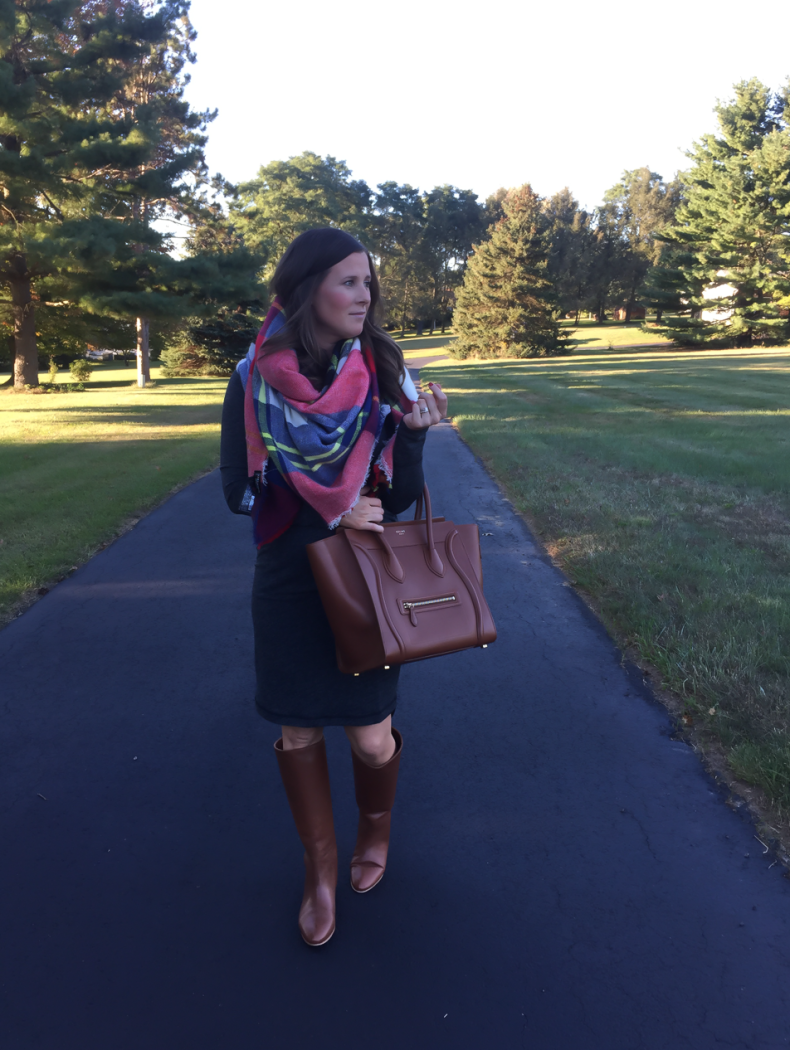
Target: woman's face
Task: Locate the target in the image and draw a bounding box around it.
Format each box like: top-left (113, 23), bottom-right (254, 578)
top-left (312, 252), bottom-right (371, 348)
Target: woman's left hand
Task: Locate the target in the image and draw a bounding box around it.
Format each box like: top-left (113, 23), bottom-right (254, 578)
top-left (402, 382), bottom-right (448, 430)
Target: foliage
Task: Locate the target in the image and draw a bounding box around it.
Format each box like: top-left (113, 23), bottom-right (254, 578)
top-left (419, 185), bottom-right (488, 331)
top-left (597, 168), bottom-right (682, 320)
top-left (0, 0), bottom-right (261, 390)
top-left (232, 152), bottom-right (371, 281)
top-left (232, 154), bottom-right (486, 335)
top-left (161, 307), bottom-right (262, 375)
top-left (542, 188), bottom-right (594, 321)
top-left (0, 0), bottom-right (162, 387)
top-left (451, 185), bottom-right (566, 359)
top-left (651, 78), bottom-right (790, 346)
top-left (69, 357), bottom-right (92, 380)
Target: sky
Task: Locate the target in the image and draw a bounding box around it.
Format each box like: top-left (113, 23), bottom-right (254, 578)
top-left (184, 0), bottom-right (790, 213)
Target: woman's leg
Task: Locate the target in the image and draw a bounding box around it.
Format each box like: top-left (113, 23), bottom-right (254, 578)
top-left (274, 725), bottom-right (337, 946)
top-left (281, 725), bottom-right (324, 751)
top-left (344, 715), bottom-right (396, 766)
top-left (344, 716), bottom-right (403, 893)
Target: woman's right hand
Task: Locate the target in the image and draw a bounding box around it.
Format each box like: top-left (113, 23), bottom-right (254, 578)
top-left (338, 494), bottom-right (384, 533)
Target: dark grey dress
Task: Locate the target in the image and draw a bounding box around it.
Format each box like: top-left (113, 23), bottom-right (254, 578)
top-left (220, 369), bottom-right (426, 726)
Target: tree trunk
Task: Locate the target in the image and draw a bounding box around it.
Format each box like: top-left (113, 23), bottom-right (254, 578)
top-left (656, 308), bottom-right (663, 324)
top-left (625, 279), bottom-right (637, 323)
top-left (136, 316), bottom-right (150, 387)
top-left (11, 259), bottom-right (38, 391)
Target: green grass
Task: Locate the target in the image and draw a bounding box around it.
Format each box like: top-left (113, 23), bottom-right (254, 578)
top-left (391, 320), bottom-right (671, 363)
top-left (0, 360), bottom-right (227, 625)
top-left (422, 347), bottom-right (790, 813)
top-left (559, 318), bottom-right (672, 350)
top-left (394, 334), bottom-right (456, 360)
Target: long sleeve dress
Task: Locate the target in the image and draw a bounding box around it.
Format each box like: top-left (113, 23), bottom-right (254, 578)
top-left (220, 367), bottom-right (427, 726)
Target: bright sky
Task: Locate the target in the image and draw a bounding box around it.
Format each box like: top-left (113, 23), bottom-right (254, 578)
top-left (185, 0), bottom-right (790, 212)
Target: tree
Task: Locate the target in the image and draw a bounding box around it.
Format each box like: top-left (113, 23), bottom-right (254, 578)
top-left (232, 152), bottom-right (372, 280)
top-left (79, 0), bottom-right (243, 386)
top-left (599, 167), bottom-right (681, 321)
top-left (0, 0), bottom-right (163, 389)
top-left (542, 187), bottom-right (594, 323)
top-left (420, 185), bottom-right (486, 332)
top-left (0, 0), bottom-right (255, 390)
top-left (451, 185), bottom-right (565, 359)
top-left (650, 79), bottom-right (790, 346)
top-left (484, 187), bottom-right (508, 227)
top-left (372, 181), bottom-right (428, 335)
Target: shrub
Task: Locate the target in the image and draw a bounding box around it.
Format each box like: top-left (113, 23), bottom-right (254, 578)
top-left (69, 358), bottom-right (92, 382)
top-left (160, 343), bottom-right (206, 377)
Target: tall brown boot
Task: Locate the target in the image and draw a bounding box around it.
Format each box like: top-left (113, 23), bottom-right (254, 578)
top-left (274, 737), bottom-right (337, 946)
top-left (350, 728), bottom-right (403, 893)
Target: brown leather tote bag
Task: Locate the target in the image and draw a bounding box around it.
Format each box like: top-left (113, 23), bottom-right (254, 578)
top-left (307, 485), bottom-right (497, 674)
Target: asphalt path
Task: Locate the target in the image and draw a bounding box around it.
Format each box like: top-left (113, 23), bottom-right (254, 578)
top-left (2, 421), bottom-right (790, 1049)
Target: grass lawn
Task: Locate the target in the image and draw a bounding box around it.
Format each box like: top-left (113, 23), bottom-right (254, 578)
top-left (422, 347), bottom-right (790, 814)
top-left (560, 318), bottom-right (672, 351)
top-left (0, 361), bottom-right (227, 626)
top-left (394, 333), bottom-right (456, 361)
top-left (393, 321), bottom-right (673, 363)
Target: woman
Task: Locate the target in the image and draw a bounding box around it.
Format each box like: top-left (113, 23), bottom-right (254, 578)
top-left (220, 228), bottom-right (447, 946)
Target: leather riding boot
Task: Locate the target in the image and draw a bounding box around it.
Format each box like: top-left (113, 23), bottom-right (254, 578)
top-left (350, 728), bottom-right (403, 893)
top-left (274, 737), bottom-right (337, 946)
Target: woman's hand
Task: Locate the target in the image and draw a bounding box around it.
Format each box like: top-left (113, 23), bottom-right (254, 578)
top-left (339, 493), bottom-right (384, 533)
top-left (402, 382), bottom-right (448, 430)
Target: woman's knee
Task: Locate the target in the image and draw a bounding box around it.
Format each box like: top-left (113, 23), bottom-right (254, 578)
top-left (281, 725), bottom-right (324, 751)
top-left (345, 720), bottom-right (395, 766)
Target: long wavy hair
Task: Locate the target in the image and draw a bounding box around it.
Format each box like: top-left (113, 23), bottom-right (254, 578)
top-left (261, 228), bottom-right (406, 405)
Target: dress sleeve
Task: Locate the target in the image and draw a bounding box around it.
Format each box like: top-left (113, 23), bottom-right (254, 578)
top-left (379, 423), bottom-right (427, 516)
top-left (220, 370), bottom-right (257, 516)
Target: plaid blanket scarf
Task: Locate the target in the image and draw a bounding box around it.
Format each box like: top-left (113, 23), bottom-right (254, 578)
top-left (239, 299), bottom-right (417, 545)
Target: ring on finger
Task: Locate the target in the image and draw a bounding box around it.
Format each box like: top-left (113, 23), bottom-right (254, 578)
top-left (419, 406), bottom-right (429, 415)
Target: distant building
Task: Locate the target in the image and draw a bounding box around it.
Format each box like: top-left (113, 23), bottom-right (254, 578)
top-left (613, 306), bottom-right (646, 321)
top-left (701, 273), bottom-right (736, 322)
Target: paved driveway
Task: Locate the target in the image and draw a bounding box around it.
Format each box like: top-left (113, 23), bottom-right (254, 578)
top-left (2, 422), bottom-right (789, 1049)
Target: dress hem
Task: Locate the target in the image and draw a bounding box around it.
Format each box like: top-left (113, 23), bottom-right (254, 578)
top-left (255, 699), bottom-right (397, 728)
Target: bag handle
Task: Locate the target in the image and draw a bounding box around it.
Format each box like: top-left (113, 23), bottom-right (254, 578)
top-left (410, 485), bottom-right (443, 576)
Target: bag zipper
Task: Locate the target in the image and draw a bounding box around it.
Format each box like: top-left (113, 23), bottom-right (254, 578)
top-left (402, 597), bottom-right (457, 610)
top-left (402, 595), bottom-right (457, 626)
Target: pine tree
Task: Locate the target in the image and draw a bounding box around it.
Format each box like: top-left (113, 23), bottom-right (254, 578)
top-left (90, 0), bottom-right (222, 386)
top-left (451, 185), bottom-right (563, 359)
top-left (0, 0), bottom-right (161, 388)
top-left (1, 1), bottom-right (261, 390)
top-left (651, 79), bottom-right (790, 346)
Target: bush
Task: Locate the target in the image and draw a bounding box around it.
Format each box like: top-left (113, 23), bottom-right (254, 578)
top-left (69, 358), bottom-right (93, 382)
top-left (159, 344), bottom-right (206, 377)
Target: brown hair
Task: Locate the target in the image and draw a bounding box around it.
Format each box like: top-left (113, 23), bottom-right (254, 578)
top-left (261, 227), bottom-right (407, 405)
